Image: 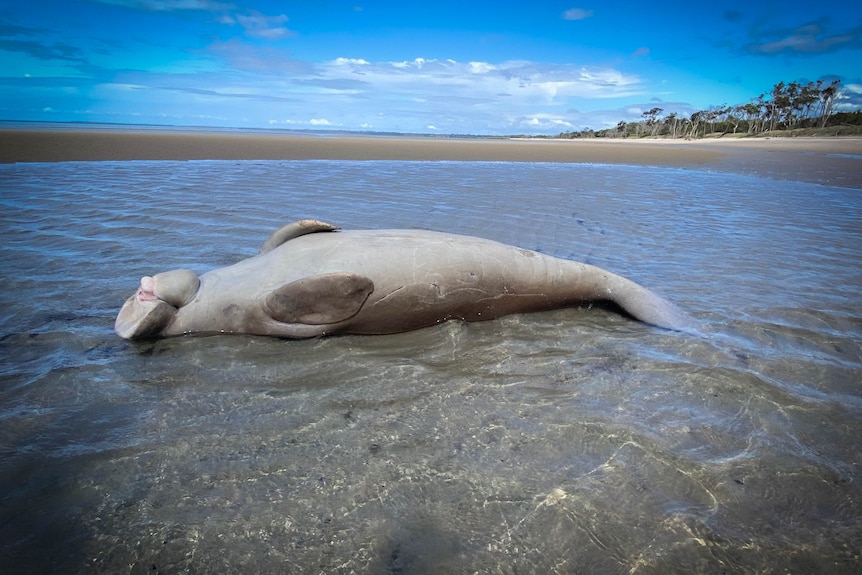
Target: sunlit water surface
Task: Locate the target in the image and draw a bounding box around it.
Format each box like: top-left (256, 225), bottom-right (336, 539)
top-left (1, 160), bottom-right (860, 574)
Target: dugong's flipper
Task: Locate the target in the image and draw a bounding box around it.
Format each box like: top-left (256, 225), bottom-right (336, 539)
top-left (264, 272), bottom-right (374, 325)
top-left (259, 219), bottom-right (338, 255)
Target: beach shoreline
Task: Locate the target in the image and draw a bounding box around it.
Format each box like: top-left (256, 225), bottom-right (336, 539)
top-left (2, 127), bottom-right (860, 187)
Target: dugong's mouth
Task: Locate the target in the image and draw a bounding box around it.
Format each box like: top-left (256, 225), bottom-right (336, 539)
top-left (137, 289), bottom-right (159, 302)
top-left (136, 275), bottom-right (160, 302)
top-left (136, 282), bottom-right (160, 302)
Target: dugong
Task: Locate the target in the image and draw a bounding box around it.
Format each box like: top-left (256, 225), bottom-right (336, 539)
top-left (115, 219), bottom-right (693, 339)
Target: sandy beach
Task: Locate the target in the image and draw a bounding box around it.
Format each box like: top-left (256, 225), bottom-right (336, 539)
top-left (2, 128), bottom-right (860, 187)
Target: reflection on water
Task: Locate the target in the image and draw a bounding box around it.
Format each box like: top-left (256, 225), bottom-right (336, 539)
top-left (1, 160), bottom-right (860, 573)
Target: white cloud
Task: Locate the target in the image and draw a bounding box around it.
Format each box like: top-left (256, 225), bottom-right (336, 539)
top-left (94, 0), bottom-right (234, 11)
top-left (743, 21), bottom-right (862, 56)
top-left (97, 1), bottom-right (295, 40)
top-left (232, 11), bottom-right (294, 40)
top-left (319, 57), bottom-right (640, 102)
top-left (755, 30), bottom-right (854, 53)
top-left (562, 8), bottom-right (594, 21)
top-left (207, 40), bottom-right (311, 74)
top-left (298, 57), bottom-right (642, 133)
top-left (333, 57), bottom-right (371, 66)
top-left (392, 58), bottom-right (439, 69)
top-left (118, 41), bottom-right (647, 134)
top-left (268, 118), bottom-right (340, 127)
top-left (469, 61), bottom-right (496, 74)
top-left (518, 114), bottom-right (574, 129)
top-left (837, 83), bottom-right (862, 111)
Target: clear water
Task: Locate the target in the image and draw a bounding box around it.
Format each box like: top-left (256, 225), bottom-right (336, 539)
top-left (1, 159), bottom-right (860, 573)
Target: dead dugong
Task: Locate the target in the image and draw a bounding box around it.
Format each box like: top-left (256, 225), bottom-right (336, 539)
top-left (115, 219), bottom-right (694, 339)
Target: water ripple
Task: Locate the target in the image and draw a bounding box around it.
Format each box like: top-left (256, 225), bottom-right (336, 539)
top-left (1, 159), bottom-right (860, 573)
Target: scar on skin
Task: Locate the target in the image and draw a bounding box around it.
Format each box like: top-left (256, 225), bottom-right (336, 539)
top-left (376, 285), bottom-right (406, 302)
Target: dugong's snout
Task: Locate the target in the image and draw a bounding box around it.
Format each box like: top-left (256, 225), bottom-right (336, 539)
top-left (114, 294), bottom-right (176, 339)
top-left (114, 269), bottom-right (200, 339)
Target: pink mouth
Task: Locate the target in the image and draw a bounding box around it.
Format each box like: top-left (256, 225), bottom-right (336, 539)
top-left (137, 276), bottom-right (159, 302)
top-left (137, 289), bottom-right (159, 302)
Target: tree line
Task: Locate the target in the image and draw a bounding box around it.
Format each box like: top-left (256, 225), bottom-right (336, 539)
top-left (555, 79), bottom-right (862, 139)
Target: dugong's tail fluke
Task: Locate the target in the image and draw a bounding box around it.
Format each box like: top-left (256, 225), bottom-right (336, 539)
top-left (557, 262), bottom-right (696, 332)
top-left (603, 273), bottom-right (697, 332)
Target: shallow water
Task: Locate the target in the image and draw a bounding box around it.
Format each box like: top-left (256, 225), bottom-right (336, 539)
top-left (1, 159), bottom-right (860, 574)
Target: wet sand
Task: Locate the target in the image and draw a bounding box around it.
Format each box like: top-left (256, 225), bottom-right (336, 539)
top-left (2, 128), bottom-right (860, 186)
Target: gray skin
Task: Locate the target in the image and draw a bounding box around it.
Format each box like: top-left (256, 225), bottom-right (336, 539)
top-left (115, 219), bottom-right (694, 340)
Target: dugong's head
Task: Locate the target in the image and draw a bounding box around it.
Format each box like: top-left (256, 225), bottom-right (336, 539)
top-left (114, 269), bottom-right (200, 339)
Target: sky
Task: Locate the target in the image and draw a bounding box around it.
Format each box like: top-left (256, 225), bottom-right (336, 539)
top-left (1, 0), bottom-right (861, 135)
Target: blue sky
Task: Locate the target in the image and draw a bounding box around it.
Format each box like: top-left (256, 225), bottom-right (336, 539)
top-left (2, 0), bottom-right (861, 134)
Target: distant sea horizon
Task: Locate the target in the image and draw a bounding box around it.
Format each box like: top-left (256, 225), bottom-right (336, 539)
top-left (0, 119), bottom-right (505, 140)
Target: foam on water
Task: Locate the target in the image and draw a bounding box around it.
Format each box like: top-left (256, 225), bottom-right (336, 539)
top-left (1, 160), bottom-right (860, 573)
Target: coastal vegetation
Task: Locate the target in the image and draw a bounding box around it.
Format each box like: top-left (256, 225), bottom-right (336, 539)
top-left (554, 79), bottom-right (862, 139)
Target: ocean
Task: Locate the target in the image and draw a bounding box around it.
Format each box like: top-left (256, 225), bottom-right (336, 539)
top-left (1, 159), bottom-right (860, 573)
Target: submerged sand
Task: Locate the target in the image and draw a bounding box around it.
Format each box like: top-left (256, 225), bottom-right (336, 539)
top-left (2, 128), bottom-right (860, 187)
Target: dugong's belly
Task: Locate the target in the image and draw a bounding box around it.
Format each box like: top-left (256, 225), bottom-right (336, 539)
top-left (260, 230), bottom-right (569, 334)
